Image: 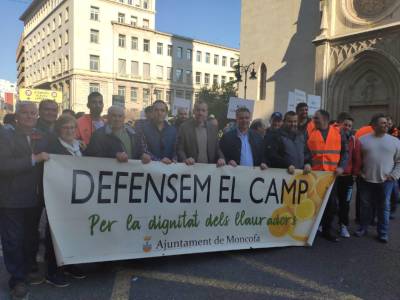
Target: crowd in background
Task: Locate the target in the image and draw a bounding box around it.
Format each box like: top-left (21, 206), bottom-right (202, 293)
top-left (1, 92), bottom-right (400, 299)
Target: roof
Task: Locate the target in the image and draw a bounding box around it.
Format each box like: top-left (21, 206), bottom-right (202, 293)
top-left (112, 22), bottom-right (240, 52)
top-left (20, 0), bottom-right (45, 21)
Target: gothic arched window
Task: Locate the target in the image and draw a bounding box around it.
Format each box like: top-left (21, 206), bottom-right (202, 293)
top-left (259, 63), bottom-right (267, 100)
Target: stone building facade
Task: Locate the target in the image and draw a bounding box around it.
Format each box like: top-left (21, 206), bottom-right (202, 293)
top-left (18, 0), bottom-right (239, 116)
top-left (315, 0), bottom-right (400, 127)
top-left (241, 0), bottom-right (400, 126)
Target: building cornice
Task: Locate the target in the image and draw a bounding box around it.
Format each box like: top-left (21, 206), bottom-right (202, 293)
top-left (99, 0), bottom-right (156, 14)
top-left (20, 0), bottom-right (44, 21)
top-left (313, 21), bottom-right (400, 45)
top-left (112, 21), bottom-right (240, 53)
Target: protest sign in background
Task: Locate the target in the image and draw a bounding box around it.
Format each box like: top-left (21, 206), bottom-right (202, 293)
top-left (44, 155), bottom-right (335, 265)
top-left (227, 97), bottom-right (255, 119)
top-left (171, 98), bottom-right (191, 116)
top-left (19, 88), bottom-right (62, 104)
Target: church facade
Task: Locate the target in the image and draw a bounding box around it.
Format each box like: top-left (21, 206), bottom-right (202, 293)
top-left (241, 0), bottom-right (400, 127)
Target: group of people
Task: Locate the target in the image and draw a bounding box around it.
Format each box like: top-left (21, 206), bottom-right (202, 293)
top-left (1, 92), bottom-right (399, 299)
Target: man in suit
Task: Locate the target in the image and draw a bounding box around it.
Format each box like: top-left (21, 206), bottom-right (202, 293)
top-left (220, 107), bottom-right (267, 169)
top-left (177, 100), bottom-right (225, 166)
top-left (0, 102), bottom-right (50, 299)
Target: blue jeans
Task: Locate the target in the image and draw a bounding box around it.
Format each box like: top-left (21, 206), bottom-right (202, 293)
top-left (391, 180), bottom-right (399, 213)
top-left (359, 179), bottom-right (393, 237)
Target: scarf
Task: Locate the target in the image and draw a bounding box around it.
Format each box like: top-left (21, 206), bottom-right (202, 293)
top-left (58, 138), bottom-right (82, 157)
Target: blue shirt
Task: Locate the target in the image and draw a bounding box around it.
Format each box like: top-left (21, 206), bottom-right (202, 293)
top-left (141, 120), bottom-right (177, 160)
top-left (237, 129), bottom-right (254, 167)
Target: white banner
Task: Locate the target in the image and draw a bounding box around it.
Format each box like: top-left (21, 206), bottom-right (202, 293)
top-left (44, 155), bottom-right (334, 265)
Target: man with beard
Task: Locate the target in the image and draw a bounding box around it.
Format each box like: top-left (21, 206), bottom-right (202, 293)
top-left (305, 110), bottom-right (348, 242)
top-left (265, 111), bottom-right (307, 174)
top-left (296, 102), bottom-right (315, 136)
top-left (76, 92), bottom-right (105, 146)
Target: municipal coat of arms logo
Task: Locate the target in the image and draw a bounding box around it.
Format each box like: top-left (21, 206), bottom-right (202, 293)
top-left (143, 236), bottom-right (152, 253)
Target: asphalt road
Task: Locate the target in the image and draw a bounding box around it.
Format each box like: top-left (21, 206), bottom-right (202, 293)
top-left (0, 211), bottom-right (399, 300)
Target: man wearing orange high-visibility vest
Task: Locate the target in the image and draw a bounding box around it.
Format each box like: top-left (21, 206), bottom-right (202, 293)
top-left (305, 109), bottom-right (349, 242)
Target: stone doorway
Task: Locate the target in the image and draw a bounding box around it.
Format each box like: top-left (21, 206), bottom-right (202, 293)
top-left (328, 49), bottom-right (400, 128)
top-left (349, 105), bottom-right (388, 128)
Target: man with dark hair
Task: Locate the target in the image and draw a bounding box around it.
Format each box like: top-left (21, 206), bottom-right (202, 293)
top-left (265, 111), bottom-right (306, 174)
top-left (36, 99), bottom-right (59, 134)
top-left (76, 92), bottom-right (104, 145)
top-left (177, 101), bottom-right (225, 166)
top-left (140, 100), bottom-right (177, 163)
top-left (3, 113), bottom-right (16, 130)
top-left (386, 115), bottom-right (400, 219)
top-left (336, 112), bottom-right (352, 124)
top-left (335, 113), bottom-right (361, 238)
top-left (296, 102), bottom-right (314, 135)
top-left (134, 105), bottom-right (153, 135)
top-left (0, 102), bottom-right (49, 299)
top-left (268, 112), bottom-right (283, 131)
top-left (144, 105), bottom-right (153, 120)
top-left (356, 114), bottom-right (400, 243)
top-left (220, 107), bottom-right (267, 169)
top-left (386, 115), bottom-right (399, 138)
top-left (62, 109), bottom-right (76, 118)
top-left (305, 109), bottom-right (348, 242)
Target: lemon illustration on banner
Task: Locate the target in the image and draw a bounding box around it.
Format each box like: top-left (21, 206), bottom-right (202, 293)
top-left (295, 198), bottom-right (315, 221)
top-left (282, 172), bottom-right (316, 209)
top-left (268, 207), bottom-right (295, 238)
top-left (268, 171), bottom-right (335, 241)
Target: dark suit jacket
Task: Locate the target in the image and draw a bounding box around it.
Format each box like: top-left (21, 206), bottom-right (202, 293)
top-left (220, 129), bottom-right (265, 167)
top-left (0, 127), bottom-right (44, 208)
top-left (85, 125), bottom-right (142, 159)
top-left (177, 119), bottom-right (224, 163)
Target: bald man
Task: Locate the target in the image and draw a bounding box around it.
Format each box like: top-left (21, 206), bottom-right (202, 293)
top-left (85, 105), bottom-right (142, 162)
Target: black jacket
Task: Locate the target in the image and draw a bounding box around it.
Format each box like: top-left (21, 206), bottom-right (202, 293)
top-left (85, 125), bottom-right (142, 159)
top-left (220, 129), bottom-right (265, 166)
top-left (42, 136), bottom-right (83, 156)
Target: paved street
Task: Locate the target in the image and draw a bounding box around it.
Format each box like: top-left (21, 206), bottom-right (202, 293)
top-left (0, 209), bottom-right (399, 300)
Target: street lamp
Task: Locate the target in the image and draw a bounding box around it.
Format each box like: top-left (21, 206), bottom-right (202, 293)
top-left (235, 62), bottom-right (257, 99)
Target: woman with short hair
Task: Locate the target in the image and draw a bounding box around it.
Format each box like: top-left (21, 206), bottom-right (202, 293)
top-left (44, 114), bottom-right (86, 287)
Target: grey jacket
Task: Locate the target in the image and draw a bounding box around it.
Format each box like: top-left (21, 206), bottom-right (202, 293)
top-left (265, 128), bottom-right (305, 169)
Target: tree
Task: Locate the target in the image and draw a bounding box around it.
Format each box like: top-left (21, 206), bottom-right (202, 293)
top-left (198, 82), bottom-right (237, 129)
